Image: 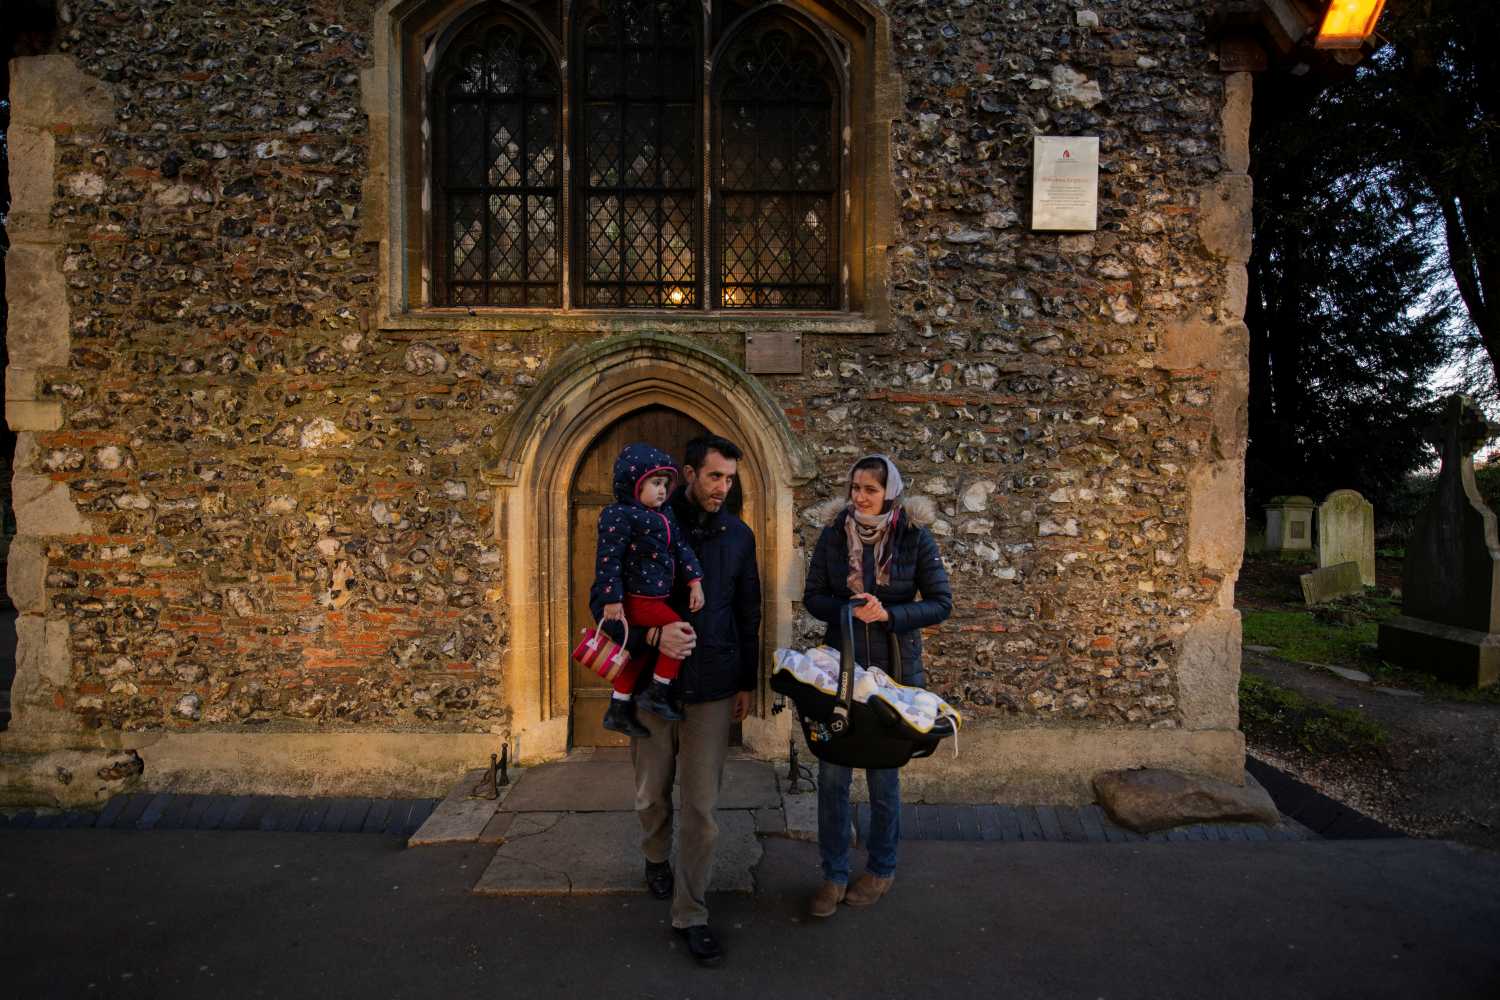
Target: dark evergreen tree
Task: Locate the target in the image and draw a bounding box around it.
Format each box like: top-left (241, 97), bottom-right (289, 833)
top-left (1246, 72), bottom-right (1457, 512)
top-left (1360, 0), bottom-right (1499, 387)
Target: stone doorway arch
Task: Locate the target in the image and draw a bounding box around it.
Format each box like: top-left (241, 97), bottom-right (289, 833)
top-left (483, 333), bottom-right (816, 760)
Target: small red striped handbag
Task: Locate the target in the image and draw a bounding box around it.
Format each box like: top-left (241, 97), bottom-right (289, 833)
top-left (571, 622), bottom-right (631, 683)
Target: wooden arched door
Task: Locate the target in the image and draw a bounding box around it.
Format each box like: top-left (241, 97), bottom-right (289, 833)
top-left (568, 406), bottom-right (709, 747)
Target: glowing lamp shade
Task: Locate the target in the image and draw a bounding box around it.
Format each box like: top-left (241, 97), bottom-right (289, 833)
top-left (1314, 0), bottom-right (1387, 49)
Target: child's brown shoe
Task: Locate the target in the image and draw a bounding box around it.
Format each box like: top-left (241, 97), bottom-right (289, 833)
top-left (844, 873), bottom-right (894, 907)
top-left (809, 880), bottom-right (846, 918)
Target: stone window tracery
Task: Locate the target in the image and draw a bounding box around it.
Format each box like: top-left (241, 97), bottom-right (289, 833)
top-left (576, 0), bottom-right (700, 308)
top-left (423, 0), bottom-right (857, 313)
top-left (715, 21), bottom-right (839, 309)
top-left (433, 16), bottom-right (563, 307)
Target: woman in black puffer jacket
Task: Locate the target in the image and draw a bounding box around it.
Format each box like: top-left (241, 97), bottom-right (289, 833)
top-left (801, 454), bottom-right (952, 918)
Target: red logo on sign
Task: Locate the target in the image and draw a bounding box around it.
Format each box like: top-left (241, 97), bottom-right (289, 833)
top-left (1063, 149), bottom-right (1071, 158)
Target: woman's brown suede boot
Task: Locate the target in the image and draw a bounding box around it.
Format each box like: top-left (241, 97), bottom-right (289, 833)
top-left (844, 873), bottom-right (895, 906)
top-left (809, 880), bottom-right (846, 918)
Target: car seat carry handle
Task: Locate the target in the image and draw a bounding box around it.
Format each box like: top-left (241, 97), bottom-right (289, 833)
top-left (831, 600), bottom-right (862, 734)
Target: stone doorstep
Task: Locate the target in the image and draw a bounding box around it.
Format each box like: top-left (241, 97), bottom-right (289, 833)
top-left (412, 756), bottom-right (783, 848)
top-left (416, 758), bottom-right (1315, 895)
top-left (781, 788), bottom-right (819, 842)
top-left (471, 809), bottom-right (762, 896)
top-left (406, 768), bottom-right (517, 847)
top-left (498, 756), bottom-right (780, 813)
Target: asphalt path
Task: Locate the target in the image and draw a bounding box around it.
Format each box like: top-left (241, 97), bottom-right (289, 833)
top-left (3, 830), bottom-right (1498, 998)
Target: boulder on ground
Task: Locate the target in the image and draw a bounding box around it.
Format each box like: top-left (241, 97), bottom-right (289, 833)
top-left (1093, 767), bottom-right (1279, 832)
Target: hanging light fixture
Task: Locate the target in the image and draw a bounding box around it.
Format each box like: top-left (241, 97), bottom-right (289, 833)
top-left (1314, 0), bottom-right (1387, 49)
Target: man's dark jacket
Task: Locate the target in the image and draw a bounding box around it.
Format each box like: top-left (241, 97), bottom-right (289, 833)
top-left (591, 484), bottom-right (761, 704)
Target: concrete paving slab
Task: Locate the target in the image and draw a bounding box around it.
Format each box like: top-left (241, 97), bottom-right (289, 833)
top-left (477, 812), bottom-right (513, 845)
top-left (782, 789), bottom-right (818, 841)
top-left (718, 759), bottom-right (781, 809)
top-left (1375, 685), bottom-right (1424, 698)
top-left (472, 810), bottom-right (761, 896)
top-left (752, 806), bottom-right (785, 836)
top-left (499, 756), bottom-right (779, 812)
top-left (407, 770), bottom-right (502, 846)
top-left (499, 761), bottom-right (636, 811)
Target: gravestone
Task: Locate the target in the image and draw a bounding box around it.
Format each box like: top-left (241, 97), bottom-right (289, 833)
top-left (1378, 395), bottom-right (1500, 688)
top-left (1244, 519), bottom-right (1267, 554)
top-left (1300, 561), bottom-right (1363, 605)
top-left (1318, 489), bottom-right (1375, 586)
top-left (1263, 495), bottom-right (1316, 551)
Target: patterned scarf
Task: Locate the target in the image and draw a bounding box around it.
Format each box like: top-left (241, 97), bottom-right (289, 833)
top-left (842, 454), bottom-right (906, 595)
top-left (845, 505), bottom-right (899, 595)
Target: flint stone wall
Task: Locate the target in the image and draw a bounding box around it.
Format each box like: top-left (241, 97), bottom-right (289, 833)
top-left (4, 1), bottom-right (1248, 767)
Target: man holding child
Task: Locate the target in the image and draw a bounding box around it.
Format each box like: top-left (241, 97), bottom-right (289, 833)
top-left (590, 434), bottom-right (760, 968)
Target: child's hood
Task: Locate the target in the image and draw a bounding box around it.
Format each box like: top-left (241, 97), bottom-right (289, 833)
top-left (612, 443), bottom-right (680, 505)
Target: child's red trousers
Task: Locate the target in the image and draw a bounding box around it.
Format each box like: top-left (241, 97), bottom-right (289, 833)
top-left (612, 594), bottom-right (685, 696)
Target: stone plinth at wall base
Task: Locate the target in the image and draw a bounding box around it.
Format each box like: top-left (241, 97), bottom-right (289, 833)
top-left (1378, 615), bottom-right (1500, 689)
top-left (881, 721), bottom-right (1246, 805)
top-left (126, 732), bottom-right (508, 798)
top-left (0, 749), bottom-right (145, 808)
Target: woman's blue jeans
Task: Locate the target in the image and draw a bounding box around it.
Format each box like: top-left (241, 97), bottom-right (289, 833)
top-left (818, 759), bottom-right (901, 884)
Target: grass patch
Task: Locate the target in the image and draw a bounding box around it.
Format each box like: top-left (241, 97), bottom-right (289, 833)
top-left (1241, 608), bottom-right (1381, 668)
top-left (1239, 674), bottom-right (1389, 755)
top-left (1243, 600), bottom-right (1500, 703)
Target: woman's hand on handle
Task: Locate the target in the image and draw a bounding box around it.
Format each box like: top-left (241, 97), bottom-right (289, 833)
top-left (850, 592), bottom-right (889, 623)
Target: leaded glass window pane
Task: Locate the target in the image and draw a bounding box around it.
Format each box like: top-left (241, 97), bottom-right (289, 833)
top-left (716, 23), bottom-right (838, 309)
top-left (435, 21), bottom-right (561, 307)
top-left (577, 0), bottom-right (699, 308)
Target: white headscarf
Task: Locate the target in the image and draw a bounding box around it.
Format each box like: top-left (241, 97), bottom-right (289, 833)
top-left (845, 454), bottom-right (903, 593)
top-left (847, 454), bottom-right (904, 506)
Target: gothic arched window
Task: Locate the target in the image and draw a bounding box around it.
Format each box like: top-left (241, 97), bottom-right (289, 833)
top-left (426, 1), bottom-right (852, 312)
top-left (576, 0), bottom-right (699, 308)
top-left (433, 16), bottom-right (562, 307)
top-left (715, 21), bottom-right (839, 309)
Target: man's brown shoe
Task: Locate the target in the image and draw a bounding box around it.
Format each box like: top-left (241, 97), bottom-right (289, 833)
top-left (844, 873), bottom-right (894, 907)
top-left (809, 880), bottom-right (846, 918)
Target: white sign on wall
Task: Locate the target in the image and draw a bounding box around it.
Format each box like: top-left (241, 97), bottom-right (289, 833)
top-left (1031, 136), bottom-right (1100, 231)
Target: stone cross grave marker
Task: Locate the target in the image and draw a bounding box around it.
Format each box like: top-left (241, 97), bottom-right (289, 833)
top-left (1378, 394), bottom-right (1500, 687)
top-left (1318, 489), bottom-right (1375, 586)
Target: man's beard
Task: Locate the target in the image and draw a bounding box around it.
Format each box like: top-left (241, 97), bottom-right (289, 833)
top-left (690, 485), bottom-right (722, 512)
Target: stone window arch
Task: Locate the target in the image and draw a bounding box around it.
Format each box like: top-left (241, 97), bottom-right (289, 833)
top-left (377, 0), bottom-right (894, 322)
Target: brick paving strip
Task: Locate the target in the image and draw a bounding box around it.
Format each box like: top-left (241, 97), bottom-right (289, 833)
top-left (0, 794), bottom-right (440, 836)
top-left (0, 795), bottom-right (1311, 844)
top-left (849, 802), bottom-right (1313, 844)
top-left (0, 755), bottom-right (1325, 847)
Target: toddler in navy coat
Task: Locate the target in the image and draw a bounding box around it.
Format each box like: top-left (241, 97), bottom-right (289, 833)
top-left (591, 443), bottom-right (705, 735)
